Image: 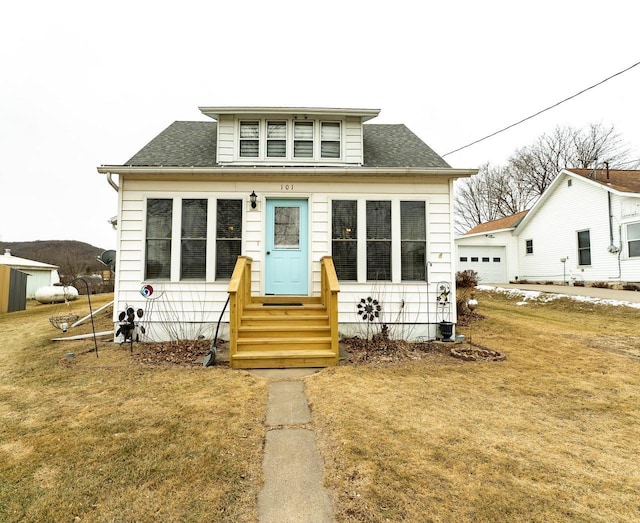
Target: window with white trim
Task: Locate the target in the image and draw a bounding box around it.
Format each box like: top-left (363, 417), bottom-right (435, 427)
top-left (331, 200), bottom-right (357, 280)
top-left (181, 199), bottom-right (207, 280)
top-left (321, 122), bottom-right (340, 158)
top-left (577, 229), bottom-right (591, 266)
top-left (366, 201), bottom-right (391, 280)
top-left (145, 199), bottom-right (173, 279)
top-left (215, 200), bottom-right (243, 279)
top-left (267, 121), bottom-right (286, 158)
top-left (628, 222), bottom-right (640, 257)
top-left (294, 121), bottom-right (313, 158)
top-left (144, 198), bottom-right (242, 281)
top-left (525, 239), bottom-right (533, 254)
top-left (237, 118), bottom-right (342, 161)
top-left (239, 121), bottom-right (259, 157)
top-left (401, 201), bottom-right (426, 280)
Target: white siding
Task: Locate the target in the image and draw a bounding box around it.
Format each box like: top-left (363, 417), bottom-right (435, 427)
top-left (517, 176), bottom-right (618, 283)
top-left (114, 176), bottom-right (456, 341)
top-left (344, 116), bottom-right (363, 164)
top-left (216, 115), bottom-right (235, 163)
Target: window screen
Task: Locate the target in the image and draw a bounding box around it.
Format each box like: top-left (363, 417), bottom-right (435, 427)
top-left (267, 121), bottom-right (286, 157)
top-left (181, 199), bottom-right (207, 280)
top-left (366, 201), bottom-right (391, 280)
top-left (294, 121), bottom-right (313, 158)
top-left (216, 200), bottom-right (242, 279)
top-left (240, 121), bottom-right (259, 157)
top-left (321, 122), bottom-right (340, 158)
top-left (332, 200), bottom-right (357, 280)
top-left (628, 222), bottom-right (640, 257)
top-left (145, 199), bottom-right (173, 279)
top-left (577, 230), bottom-right (591, 266)
top-left (401, 201), bottom-right (426, 280)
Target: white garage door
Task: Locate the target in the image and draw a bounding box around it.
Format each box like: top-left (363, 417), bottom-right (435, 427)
top-left (458, 246), bottom-right (507, 284)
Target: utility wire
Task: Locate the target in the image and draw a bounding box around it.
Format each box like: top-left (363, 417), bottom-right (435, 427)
top-left (442, 60), bottom-right (640, 157)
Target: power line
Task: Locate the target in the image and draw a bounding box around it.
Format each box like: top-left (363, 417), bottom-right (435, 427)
top-left (442, 60), bottom-right (640, 157)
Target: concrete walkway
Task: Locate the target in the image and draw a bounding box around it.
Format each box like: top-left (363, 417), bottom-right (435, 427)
top-left (253, 369), bottom-right (334, 523)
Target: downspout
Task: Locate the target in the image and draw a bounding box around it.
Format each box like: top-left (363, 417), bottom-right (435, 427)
top-left (605, 161), bottom-right (622, 280)
top-left (105, 172), bottom-right (119, 192)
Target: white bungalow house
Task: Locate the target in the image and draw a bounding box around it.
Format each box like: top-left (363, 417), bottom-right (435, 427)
top-left (455, 168), bottom-right (640, 285)
top-left (98, 106), bottom-right (476, 368)
top-left (0, 249), bottom-right (60, 298)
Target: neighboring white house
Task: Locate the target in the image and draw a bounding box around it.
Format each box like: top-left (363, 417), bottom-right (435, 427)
top-left (98, 106), bottom-right (476, 362)
top-left (455, 168), bottom-right (640, 285)
top-left (0, 249), bottom-right (60, 298)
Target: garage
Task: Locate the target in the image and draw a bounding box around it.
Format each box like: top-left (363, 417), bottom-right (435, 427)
top-left (457, 245), bottom-right (507, 284)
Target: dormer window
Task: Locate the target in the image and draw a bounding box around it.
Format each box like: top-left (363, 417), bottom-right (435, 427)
top-left (321, 122), bottom-right (341, 158)
top-left (267, 121), bottom-right (286, 157)
top-left (235, 117), bottom-right (343, 162)
top-left (240, 121), bottom-right (259, 157)
top-left (294, 121), bottom-right (313, 158)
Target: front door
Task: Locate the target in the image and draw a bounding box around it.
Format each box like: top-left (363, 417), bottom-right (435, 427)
top-left (265, 199), bottom-right (308, 295)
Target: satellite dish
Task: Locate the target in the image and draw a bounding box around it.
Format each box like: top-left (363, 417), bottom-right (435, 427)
top-left (98, 250), bottom-right (116, 271)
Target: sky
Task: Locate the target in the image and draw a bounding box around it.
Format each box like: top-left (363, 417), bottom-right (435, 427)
top-left (1, 0), bottom-right (638, 251)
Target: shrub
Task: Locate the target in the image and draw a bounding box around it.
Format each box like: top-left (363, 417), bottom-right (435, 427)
top-left (591, 281), bottom-right (611, 289)
top-left (456, 270), bottom-right (479, 316)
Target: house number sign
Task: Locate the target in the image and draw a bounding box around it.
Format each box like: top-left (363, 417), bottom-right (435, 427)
top-left (280, 184), bottom-right (294, 191)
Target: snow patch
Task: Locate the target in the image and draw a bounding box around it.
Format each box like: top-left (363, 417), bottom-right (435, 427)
top-left (477, 285), bottom-right (640, 310)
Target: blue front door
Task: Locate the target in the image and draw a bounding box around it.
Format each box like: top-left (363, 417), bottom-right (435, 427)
top-left (265, 199), bottom-right (308, 295)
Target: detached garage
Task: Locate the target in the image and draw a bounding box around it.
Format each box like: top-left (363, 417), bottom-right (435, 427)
top-left (455, 211), bottom-right (528, 284)
top-left (458, 245), bottom-right (506, 284)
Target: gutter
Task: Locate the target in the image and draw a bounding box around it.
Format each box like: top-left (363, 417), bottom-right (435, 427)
top-left (96, 165), bottom-right (478, 178)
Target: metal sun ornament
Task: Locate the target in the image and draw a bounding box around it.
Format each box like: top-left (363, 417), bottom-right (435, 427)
top-left (357, 297), bottom-right (382, 322)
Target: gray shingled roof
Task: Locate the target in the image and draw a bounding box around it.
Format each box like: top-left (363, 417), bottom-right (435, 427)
top-left (125, 121), bottom-right (450, 168)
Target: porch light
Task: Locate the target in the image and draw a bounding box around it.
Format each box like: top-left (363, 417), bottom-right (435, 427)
top-left (250, 191), bottom-right (257, 209)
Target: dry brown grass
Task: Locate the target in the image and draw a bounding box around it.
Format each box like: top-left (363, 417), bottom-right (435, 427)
top-left (4, 290), bottom-right (640, 522)
top-left (306, 290), bottom-right (640, 522)
top-left (0, 294), bottom-right (267, 522)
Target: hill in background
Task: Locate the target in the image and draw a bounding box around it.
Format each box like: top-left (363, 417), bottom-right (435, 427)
top-left (0, 240), bottom-right (111, 285)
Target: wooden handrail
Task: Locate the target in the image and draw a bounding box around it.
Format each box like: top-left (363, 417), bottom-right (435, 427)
top-left (320, 256), bottom-right (340, 364)
top-left (227, 256), bottom-right (253, 361)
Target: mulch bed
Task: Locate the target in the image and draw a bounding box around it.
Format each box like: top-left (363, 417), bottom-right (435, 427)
top-left (341, 335), bottom-right (505, 364)
top-left (124, 312), bottom-right (504, 366)
top-left (129, 339), bottom-right (214, 366)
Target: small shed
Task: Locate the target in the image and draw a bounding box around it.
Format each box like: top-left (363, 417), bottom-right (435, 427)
top-left (0, 266), bottom-right (28, 313)
top-left (0, 249), bottom-right (60, 299)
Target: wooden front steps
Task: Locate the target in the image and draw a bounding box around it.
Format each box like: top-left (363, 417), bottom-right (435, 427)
top-left (227, 256), bottom-right (340, 369)
top-left (232, 298), bottom-right (337, 368)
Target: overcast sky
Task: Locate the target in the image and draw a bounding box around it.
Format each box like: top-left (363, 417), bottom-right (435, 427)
top-left (1, 0), bottom-right (638, 251)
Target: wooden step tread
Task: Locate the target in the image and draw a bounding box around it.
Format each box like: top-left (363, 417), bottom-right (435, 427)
top-left (237, 336), bottom-right (332, 344)
top-left (232, 349), bottom-right (336, 359)
top-left (231, 349), bottom-right (338, 368)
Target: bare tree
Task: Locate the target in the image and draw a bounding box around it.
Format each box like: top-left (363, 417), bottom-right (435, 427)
top-left (455, 123), bottom-right (638, 233)
top-left (509, 123), bottom-right (635, 198)
top-left (454, 164), bottom-right (496, 234)
top-left (454, 163), bottom-right (535, 234)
